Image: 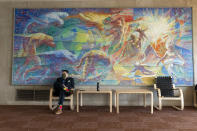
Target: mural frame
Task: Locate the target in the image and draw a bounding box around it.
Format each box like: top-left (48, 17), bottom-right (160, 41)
top-left (12, 8), bottom-right (194, 86)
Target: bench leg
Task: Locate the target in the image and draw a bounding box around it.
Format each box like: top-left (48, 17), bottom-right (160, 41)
top-left (194, 91), bottom-right (197, 107)
top-left (114, 92), bottom-right (116, 108)
top-left (117, 93), bottom-right (119, 114)
top-left (144, 94), bottom-right (146, 107)
top-left (70, 95), bottom-right (74, 110)
top-left (49, 96), bottom-right (52, 110)
top-left (151, 93), bottom-right (153, 114)
top-left (80, 92), bottom-right (83, 107)
top-left (110, 92), bottom-right (112, 113)
top-left (77, 91), bottom-right (79, 112)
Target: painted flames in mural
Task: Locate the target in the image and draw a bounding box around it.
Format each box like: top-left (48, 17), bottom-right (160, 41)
top-left (13, 8), bottom-right (193, 85)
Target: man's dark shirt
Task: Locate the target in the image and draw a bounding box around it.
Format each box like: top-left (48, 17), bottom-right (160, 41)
top-left (53, 77), bottom-right (74, 96)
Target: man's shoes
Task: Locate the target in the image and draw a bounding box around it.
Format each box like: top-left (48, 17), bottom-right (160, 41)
top-left (55, 108), bottom-right (63, 115)
top-left (52, 105), bottom-right (58, 111)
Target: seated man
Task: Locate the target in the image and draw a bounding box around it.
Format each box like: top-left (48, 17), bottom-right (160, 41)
top-left (53, 70), bottom-right (74, 115)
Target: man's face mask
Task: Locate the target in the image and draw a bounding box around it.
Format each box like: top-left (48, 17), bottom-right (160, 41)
top-left (62, 72), bottom-right (68, 78)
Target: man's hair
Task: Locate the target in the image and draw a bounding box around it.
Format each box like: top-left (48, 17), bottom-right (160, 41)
top-left (62, 70), bottom-right (69, 73)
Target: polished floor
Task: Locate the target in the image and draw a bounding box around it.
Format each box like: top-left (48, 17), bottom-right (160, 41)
top-left (0, 106), bottom-right (197, 131)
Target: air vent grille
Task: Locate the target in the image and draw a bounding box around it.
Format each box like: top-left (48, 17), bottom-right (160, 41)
top-left (35, 90), bottom-right (50, 100)
top-left (16, 89), bottom-right (50, 101)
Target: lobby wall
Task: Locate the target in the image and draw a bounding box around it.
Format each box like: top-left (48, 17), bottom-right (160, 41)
top-left (0, 0), bottom-right (196, 106)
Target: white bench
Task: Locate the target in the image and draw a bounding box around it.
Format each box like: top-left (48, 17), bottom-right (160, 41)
top-left (114, 89), bottom-right (153, 114)
top-left (76, 89), bottom-right (113, 113)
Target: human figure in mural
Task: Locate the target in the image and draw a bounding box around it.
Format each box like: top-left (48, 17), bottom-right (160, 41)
top-left (15, 33), bottom-right (56, 82)
top-left (64, 11), bottom-right (114, 82)
top-left (53, 70), bottom-right (74, 115)
top-left (75, 50), bottom-right (111, 81)
top-left (116, 27), bottom-right (148, 64)
top-left (75, 9), bottom-right (146, 82)
top-left (157, 41), bottom-right (185, 66)
top-left (128, 62), bottom-right (154, 78)
top-left (109, 26), bottom-right (149, 80)
top-left (104, 9), bottom-right (144, 62)
top-left (156, 37), bottom-right (186, 80)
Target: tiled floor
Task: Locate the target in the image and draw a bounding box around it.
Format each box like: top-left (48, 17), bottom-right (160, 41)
top-left (0, 106), bottom-right (197, 131)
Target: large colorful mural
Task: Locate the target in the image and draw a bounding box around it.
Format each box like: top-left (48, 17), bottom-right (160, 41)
top-left (12, 8), bottom-right (193, 86)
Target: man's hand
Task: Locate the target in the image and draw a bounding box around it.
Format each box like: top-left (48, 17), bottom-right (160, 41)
top-left (64, 87), bottom-right (70, 91)
top-left (70, 88), bottom-right (74, 94)
top-left (62, 84), bottom-right (69, 91)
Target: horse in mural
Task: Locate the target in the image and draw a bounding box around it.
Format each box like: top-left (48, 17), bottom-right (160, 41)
top-left (15, 33), bottom-right (56, 82)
